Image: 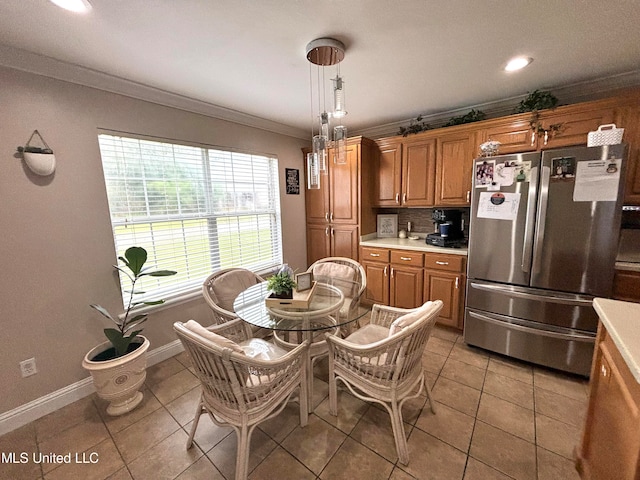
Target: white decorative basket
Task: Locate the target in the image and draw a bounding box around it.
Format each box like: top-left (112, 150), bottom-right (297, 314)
top-left (587, 124), bottom-right (624, 147)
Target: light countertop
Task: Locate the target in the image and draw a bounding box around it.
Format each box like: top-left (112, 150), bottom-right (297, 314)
top-left (593, 298), bottom-right (640, 384)
top-left (360, 236), bottom-right (468, 256)
top-left (616, 262), bottom-right (640, 273)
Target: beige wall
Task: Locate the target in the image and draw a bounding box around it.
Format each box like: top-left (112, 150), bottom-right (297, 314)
top-left (0, 66), bottom-right (309, 413)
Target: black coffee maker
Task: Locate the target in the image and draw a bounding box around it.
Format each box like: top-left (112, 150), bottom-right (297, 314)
top-left (426, 209), bottom-right (465, 247)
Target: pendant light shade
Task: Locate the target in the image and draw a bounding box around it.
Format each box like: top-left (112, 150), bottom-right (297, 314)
top-left (333, 125), bottom-right (348, 165)
top-left (332, 76), bottom-right (347, 118)
top-left (307, 152), bottom-right (320, 189)
top-left (312, 135), bottom-right (328, 174)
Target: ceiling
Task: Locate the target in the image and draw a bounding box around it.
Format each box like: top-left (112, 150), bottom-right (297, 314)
top-left (1, 1), bottom-right (640, 139)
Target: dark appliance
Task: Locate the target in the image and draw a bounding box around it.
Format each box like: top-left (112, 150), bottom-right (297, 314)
top-left (426, 209), bottom-right (465, 247)
top-left (464, 144), bottom-right (627, 376)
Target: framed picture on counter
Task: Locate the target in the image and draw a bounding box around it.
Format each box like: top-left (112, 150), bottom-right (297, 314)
top-left (377, 214), bottom-right (398, 238)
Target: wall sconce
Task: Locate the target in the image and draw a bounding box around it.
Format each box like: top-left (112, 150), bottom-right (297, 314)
top-left (16, 130), bottom-right (56, 176)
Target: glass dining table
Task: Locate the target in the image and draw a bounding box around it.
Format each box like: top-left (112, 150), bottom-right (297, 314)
top-left (233, 279), bottom-right (369, 412)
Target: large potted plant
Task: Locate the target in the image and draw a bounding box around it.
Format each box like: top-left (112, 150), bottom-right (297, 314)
top-left (83, 246), bottom-right (176, 416)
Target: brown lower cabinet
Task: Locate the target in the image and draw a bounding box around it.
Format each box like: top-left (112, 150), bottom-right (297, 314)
top-left (423, 253), bottom-right (466, 329)
top-left (577, 321), bottom-right (640, 479)
top-left (389, 250), bottom-right (423, 309)
top-left (361, 246), bottom-right (466, 329)
top-left (306, 224), bottom-right (360, 264)
top-left (613, 269), bottom-right (640, 303)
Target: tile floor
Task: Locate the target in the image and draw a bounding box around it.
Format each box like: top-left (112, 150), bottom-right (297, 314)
top-left (0, 325), bottom-right (589, 480)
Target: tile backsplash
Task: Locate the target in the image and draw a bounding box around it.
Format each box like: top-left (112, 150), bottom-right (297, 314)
top-left (376, 207), bottom-right (470, 238)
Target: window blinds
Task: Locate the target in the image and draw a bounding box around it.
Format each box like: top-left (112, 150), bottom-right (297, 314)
top-left (98, 134), bottom-right (283, 305)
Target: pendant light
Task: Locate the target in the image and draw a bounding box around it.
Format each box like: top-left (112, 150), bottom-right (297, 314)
top-left (306, 37), bottom-right (348, 187)
top-left (332, 69), bottom-right (348, 165)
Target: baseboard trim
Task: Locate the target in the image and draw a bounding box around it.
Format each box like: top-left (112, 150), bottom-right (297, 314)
top-left (0, 339), bottom-right (185, 437)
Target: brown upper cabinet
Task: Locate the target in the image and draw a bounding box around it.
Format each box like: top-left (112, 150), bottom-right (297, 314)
top-left (374, 90), bottom-right (640, 206)
top-left (404, 138), bottom-right (437, 206)
top-left (539, 106), bottom-right (615, 149)
top-left (435, 129), bottom-right (475, 206)
top-left (375, 139), bottom-right (401, 206)
top-left (374, 137), bottom-right (436, 207)
top-left (306, 143), bottom-right (359, 225)
top-left (615, 97), bottom-right (640, 205)
top-left (477, 115), bottom-right (537, 154)
top-left (304, 137), bottom-right (377, 264)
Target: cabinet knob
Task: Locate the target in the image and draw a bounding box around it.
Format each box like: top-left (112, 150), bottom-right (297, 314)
top-left (544, 130), bottom-right (549, 145)
top-left (383, 266), bottom-right (388, 276)
top-left (466, 191), bottom-right (471, 202)
top-left (395, 193), bottom-right (400, 204)
top-left (325, 212), bottom-right (329, 221)
top-left (330, 212), bottom-right (334, 221)
top-left (455, 276), bottom-right (459, 289)
top-left (325, 227), bottom-right (330, 236)
top-left (370, 253), bottom-right (380, 257)
top-left (403, 193), bottom-right (407, 204)
top-left (400, 256), bottom-right (412, 261)
top-left (601, 364), bottom-right (608, 377)
top-left (435, 261), bottom-right (449, 265)
top-left (331, 228), bottom-right (335, 237)
top-left (531, 131), bottom-right (536, 146)
top-left (390, 267), bottom-right (395, 278)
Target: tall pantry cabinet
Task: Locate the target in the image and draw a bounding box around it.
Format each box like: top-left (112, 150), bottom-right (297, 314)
top-left (304, 137), bottom-right (377, 265)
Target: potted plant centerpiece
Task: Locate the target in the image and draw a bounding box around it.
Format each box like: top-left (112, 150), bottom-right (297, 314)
top-left (83, 246), bottom-right (176, 416)
top-left (267, 265), bottom-right (297, 299)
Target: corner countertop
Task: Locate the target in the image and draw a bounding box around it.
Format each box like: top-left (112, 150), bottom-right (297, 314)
top-left (360, 236), bottom-right (468, 256)
top-left (593, 298), bottom-right (640, 384)
top-left (616, 262), bottom-right (640, 273)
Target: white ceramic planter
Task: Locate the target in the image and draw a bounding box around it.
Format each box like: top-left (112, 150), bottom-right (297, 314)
top-left (23, 152), bottom-right (56, 176)
top-left (83, 336), bottom-right (150, 416)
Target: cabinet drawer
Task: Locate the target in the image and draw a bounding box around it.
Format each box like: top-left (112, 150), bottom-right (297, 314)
top-left (424, 253), bottom-right (465, 272)
top-left (390, 250), bottom-right (423, 267)
top-left (361, 247), bottom-right (390, 263)
top-left (601, 329), bottom-right (640, 403)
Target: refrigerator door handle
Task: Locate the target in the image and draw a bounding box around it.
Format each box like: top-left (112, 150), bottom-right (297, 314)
top-left (469, 281), bottom-right (594, 306)
top-left (467, 311), bottom-right (595, 342)
top-left (531, 165), bottom-right (551, 276)
top-left (521, 166), bottom-right (538, 273)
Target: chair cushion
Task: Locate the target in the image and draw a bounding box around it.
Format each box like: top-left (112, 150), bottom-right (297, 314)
top-left (388, 301), bottom-right (437, 336)
top-left (345, 323), bottom-right (389, 345)
top-left (210, 270), bottom-right (260, 311)
top-left (184, 320), bottom-right (245, 354)
top-left (239, 338), bottom-right (288, 361)
top-left (312, 262), bottom-right (357, 297)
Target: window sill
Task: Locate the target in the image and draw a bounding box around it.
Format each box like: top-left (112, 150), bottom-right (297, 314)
top-left (117, 287), bottom-right (203, 320)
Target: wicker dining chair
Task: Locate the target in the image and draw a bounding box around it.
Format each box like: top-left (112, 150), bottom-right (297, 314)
top-left (325, 300), bottom-right (443, 465)
top-left (271, 258), bottom-right (363, 400)
top-left (202, 268), bottom-right (265, 324)
top-left (202, 267), bottom-right (271, 338)
top-left (174, 319), bottom-right (308, 480)
top-left (308, 257), bottom-right (367, 330)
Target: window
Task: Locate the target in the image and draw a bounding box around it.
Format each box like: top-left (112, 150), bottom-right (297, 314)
top-left (98, 133), bottom-right (282, 305)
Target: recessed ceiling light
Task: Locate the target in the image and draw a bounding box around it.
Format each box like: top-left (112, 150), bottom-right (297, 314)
top-left (49, 0), bottom-right (92, 13)
top-left (505, 57), bottom-right (533, 72)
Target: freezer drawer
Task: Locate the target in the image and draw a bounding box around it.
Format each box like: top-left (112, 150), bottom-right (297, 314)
top-left (466, 279), bottom-right (598, 332)
top-left (464, 308), bottom-right (595, 376)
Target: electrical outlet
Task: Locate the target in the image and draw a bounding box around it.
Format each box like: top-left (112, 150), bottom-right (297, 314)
top-left (20, 358), bottom-right (37, 378)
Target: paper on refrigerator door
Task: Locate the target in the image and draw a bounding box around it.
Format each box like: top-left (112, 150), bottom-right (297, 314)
top-left (477, 191), bottom-right (521, 220)
top-left (573, 158), bottom-right (621, 202)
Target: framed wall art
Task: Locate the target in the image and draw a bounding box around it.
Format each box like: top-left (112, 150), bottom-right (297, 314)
top-left (377, 214), bottom-right (398, 238)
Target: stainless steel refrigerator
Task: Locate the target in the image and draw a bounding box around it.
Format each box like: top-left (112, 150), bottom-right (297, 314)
top-left (464, 144), bottom-right (627, 376)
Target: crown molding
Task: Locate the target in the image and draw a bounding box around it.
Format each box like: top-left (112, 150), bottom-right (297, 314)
top-left (0, 45), bottom-right (309, 140)
top-left (355, 70), bottom-right (640, 139)
top-left (3, 44), bottom-right (639, 142)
